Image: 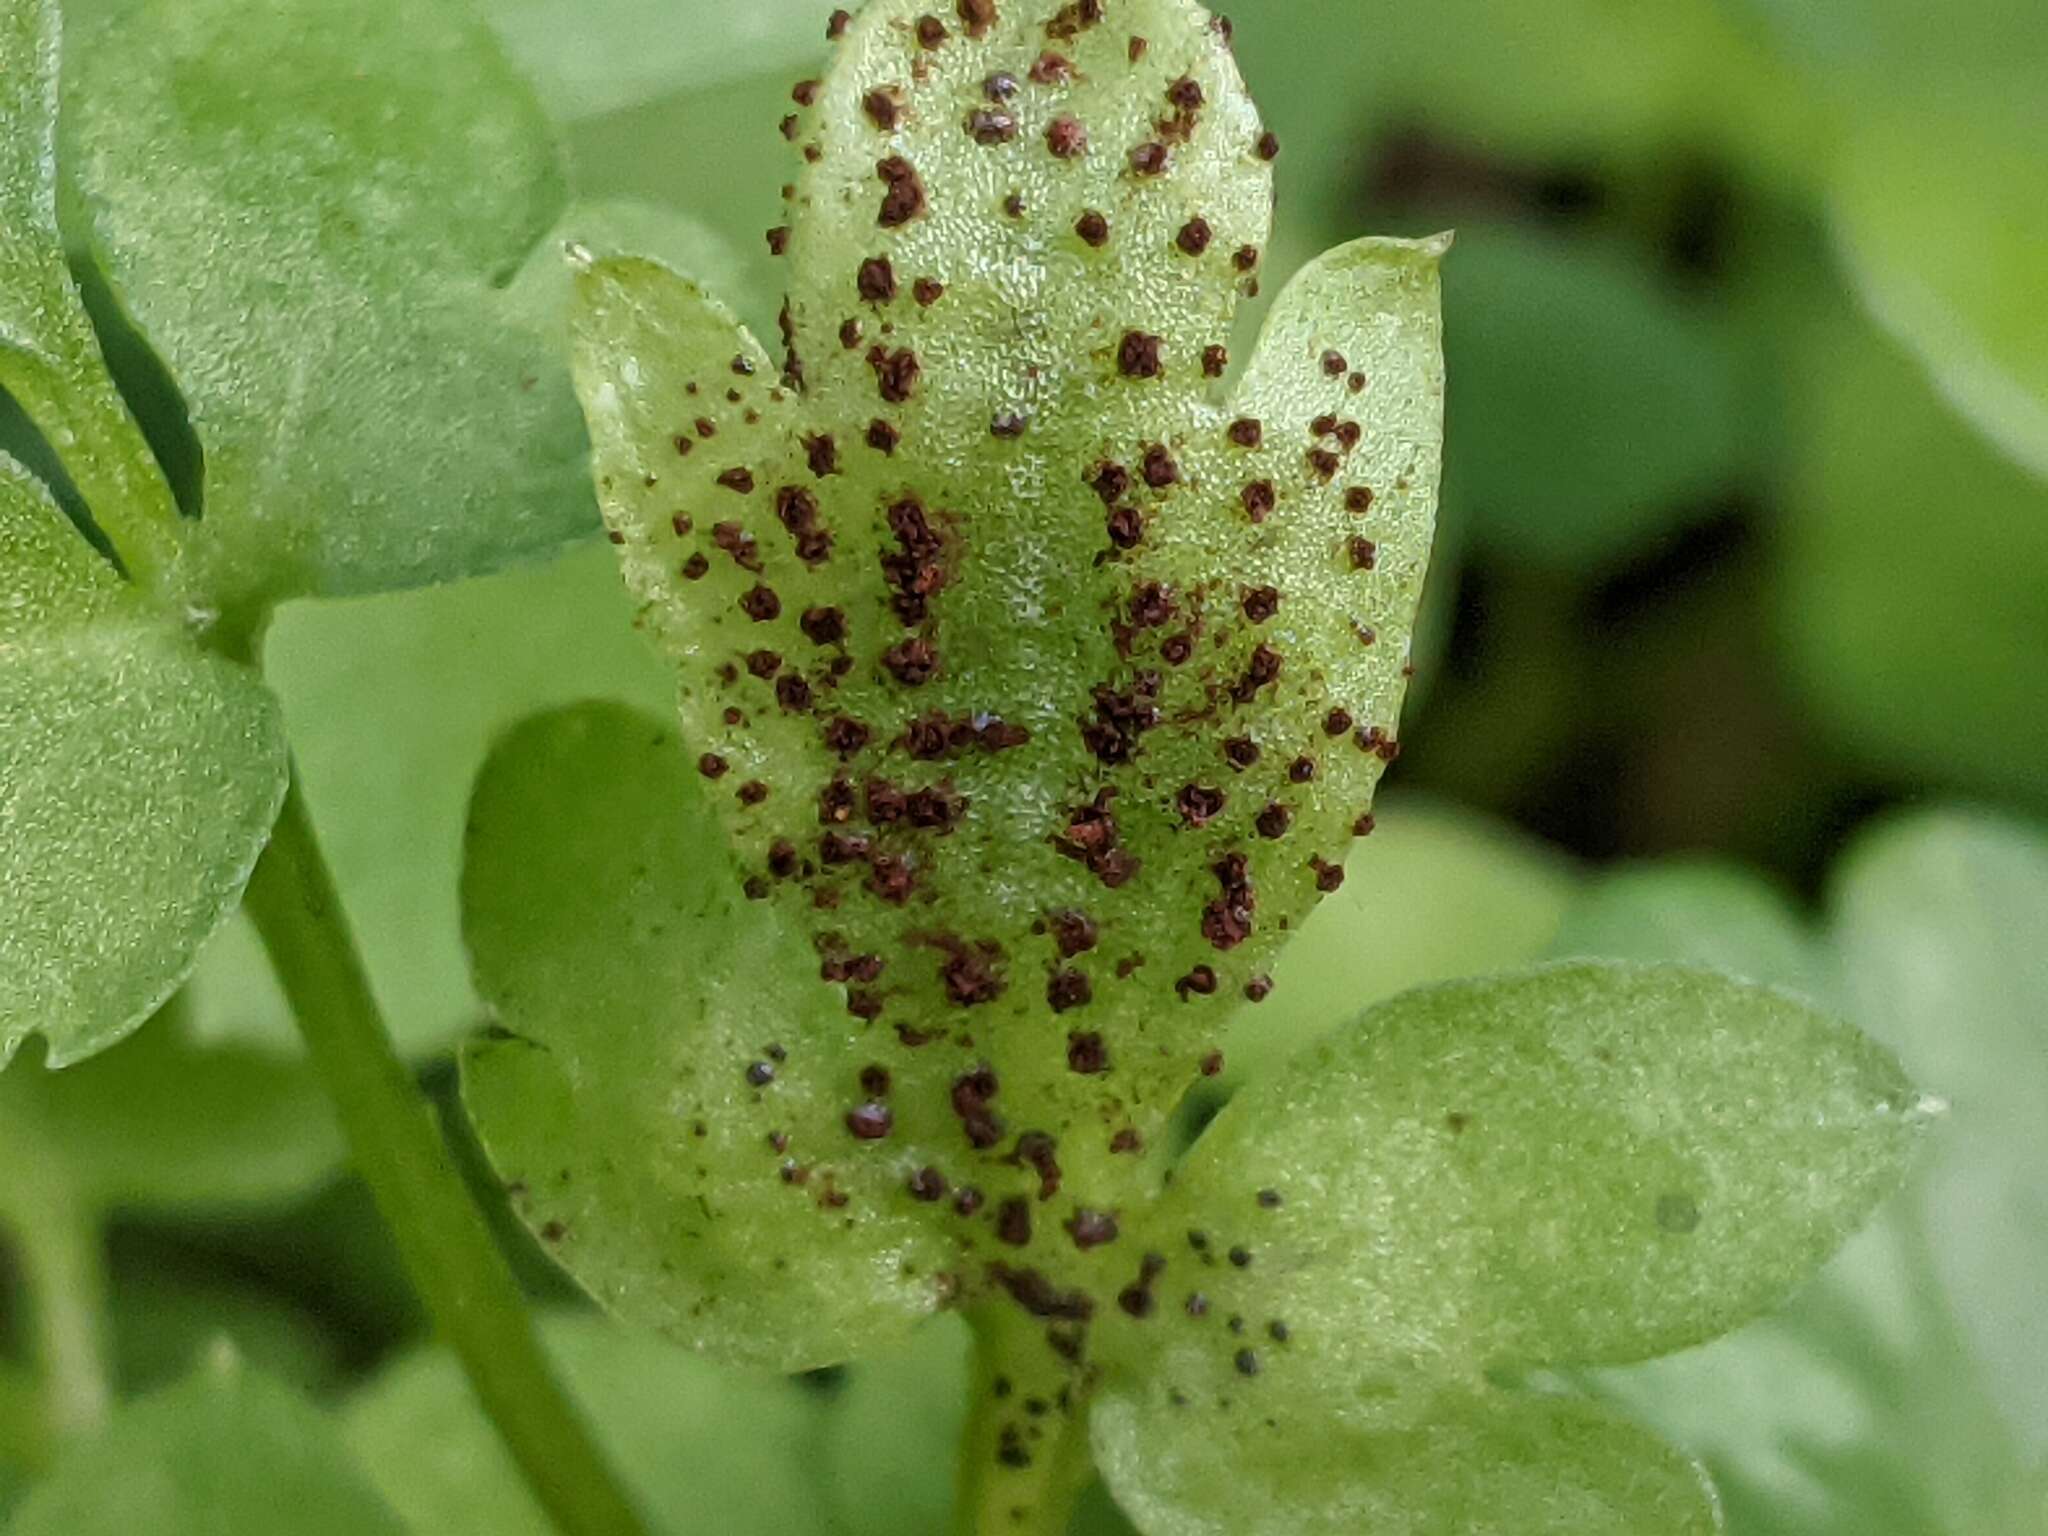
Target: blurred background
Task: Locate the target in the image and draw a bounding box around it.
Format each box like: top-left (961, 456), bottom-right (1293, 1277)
top-left (3, 1), bottom-right (2044, 1531)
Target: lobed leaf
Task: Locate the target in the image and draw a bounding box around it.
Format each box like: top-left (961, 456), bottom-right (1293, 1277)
top-left (0, 457), bottom-right (285, 1069)
top-left (0, 0), bottom-right (181, 585)
top-left (1093, 1381), bottom-right (1718, 1536)
top-left (572, 0), bottom-right (1444, 1148)
top-left (7, 1356), bottom-right (409, 1536)
top-left (62, 0), bottom-right (594, 608)
top-left (460, 703), bottom-right (955, 1371)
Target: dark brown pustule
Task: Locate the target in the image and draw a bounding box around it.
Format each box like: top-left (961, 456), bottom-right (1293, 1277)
top-left (1312, 413), bottom-right (1340, 438)
top-left (1241, 586), bottom-right (1279, 623)
top-left (1334, 420), bottom-right (1363, 450)
top-left (882, 637), bottom-right (939, 686)
top-left (916, 14), bottom-right (948, 46)
top-left (1233, 244), bottom-right (1260, 272)
top-left (857, 256), bottom-right (897, 302)
top-left (672, 433), bottom-right (695, 457)
top-left (996, 1198), bottom-right (1033, 1246)
top-left (822, 715), bottom-right (872, 756)
top-left (1308, 448), bottom-right (1341, 481)
top-left (1322, 349), bottom-right (1348, 376)
top-left (967, 106), bottom-right (1018, 143)
top-left (1310, 856), bottom-right (1346, 893)
top-left (1178, 783), bottom-right (1226, 827)
top-left (1076, 209), bottom-right (1110, 246)
top-left (1256, 129), bottom-right (1281, 160)
top-left (1288, 756), bottom-right (1316, 785)
top-left (985, 71), bottom-right (1019, 99)
top-left (740, 585), bottom-right (782, 622)
top-left (698, 753), bottom-right (730, 780)
top-left (1046, 115), bottom-right (1088, 157)
top-left (863, 88), bottom-right (904, 130)
top-left (731, 354), bottom-right (757, 377)
top-left (1324, 707), bottom-right (1354, 736)
top-left (1105, 505), bottom-right (1144, 550)
top-left (941, 940), bottom-right (1006, 1006)
top-left (1130, 141), bottom-right (1169, 176)
top-left (990, 410), bottom-right (1029, 438)
top-left (766, 225), bottom-right (790, 255)
top-left (1233, 644), bottom-right (1283, 703)
top-left (868, 853), bottom-right (916, 905)
top-left (1118, 1252), bottom-right (1168, 1318)
top-left (1355, 812), bottom-right (1378, 838)
top-left (800, 605), bottom-right (847, 646)
top-left (1229, 1245), bottom-right (1253, 1268)
top-left (1349, 537), bottom-right (1378, 571)
top-left (1110, 1127), bottom-right (1143, 1154)
top-left (1129, 35), bottom-right (1148, 60)
top-left (802, 433), bottom-right (840, 479)
top-left (1176, 966), bottom-right (1219, 1000)
top-left (820, 831), bottom-right (872, 866)
top-left (1141, 445), bottom-right (1179, 487)
top-left (768, 840), bottom-right (800, 879)
top-left (1228, 417), bottom-right (1263, 448)
top-left (1067, 1210), bottom-right (1119, 1249)
top-left (870, 346), bottom-right (921, 403)
top-left (1050, 909), bottom-right (1098, 958)
top-left (1045, 0), bottom-right (1103, 38)
top-left (865, 778), bottom-right (908, 825)
top-left (859, 1064), bottom-right (892, 1098)
top-left (746, 649), bottom-right (783, 679)
top-left (827, 8), bottom-right (851, 38)
top-left (876, 156), bottom-right (927, 225)
top-left (1119, 332), bottom-right (1164, 379)
top-left (839, 317), bottom-right (863, 349)
top-left (1011, 1131), bottom-right (1062, 1200)
top-left (1066, 1030), bottom-right (1108, 1073)
top-left (990, 1264), bottom-right (1093, 1322)
top-left (1161, 632), bottom-right (1193, 665)
top-left (1203, 344), bottom-right (1229, 378)
top-left (1129, 580), bottom-right (1174, 628)
top-left (1241, 480), bottom-right (1276, 522)
top-left (1177, 218), bottom-right (1212, 256)
top-left (711, 521), bottom-right (762, 572)
top-left (845, 1103), bottom-right (894, 1140)
top-left (792, 78), bottom-right (821, 106)
top-left (1091, 462), bottom-right (1131, 504)
top-left (953, 1186), bottom-right (984, 1216)
top-left (1029, 50), bottom-right (1072, 83)
top-left (906, 783), bottom-right (967, 831)
top-left (1244, 974), bottom-right (1273, 1002)
top-left (1082, 674), bottom-right (1163, 766)
top-left (1202, 852), bottom-right (1255, 951)
top-left (908, 1167), bottom-right (947, 1202)
top-left (1047, 969), bottom-right (1093, 1012)
top-left (913, 277), bottom-right (945, 306)
top-left (957, 0), bottom-right (995, 37)
top-left (1002, 190), bottom-right (1026, 217)
top-left (866, 418), bottom-right (901, 454)
top-left (745, 1059), bottom-right (776, 1087)
top-left (716, 467), bottom-right (755, 494)
top-left (819, 778), bottom-right (857, 825)
top-left (951, 1067), bottom-right (1004, 1149)
top-left (1346, 486), bottom-right (1375, 514)
top-left (1222, 735), bottom-right (1260, 771)
top-left (681, 553), bottom-right (710, 581)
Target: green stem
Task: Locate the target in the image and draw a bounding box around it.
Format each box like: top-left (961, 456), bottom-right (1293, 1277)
top-left (955, 1305), bottom-right (1094, 1536)
top-left (15, 1195), bottom-right (110, 1442)
top-left (244, 769), bottom-right (651, 1536)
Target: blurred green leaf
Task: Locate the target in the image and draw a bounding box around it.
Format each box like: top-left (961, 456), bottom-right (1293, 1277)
top-left (344, 1313), bottom-right (834, 1536)
top-left (183, 538), bottom-right (672, 1055)
top-left (1448, 226), bottom-right (1754, 567)
top-left (1778, 310), bottom-right (2048, 806)
top-left (1212, 795), bottom-right (1576, 1094)
top-left (824, 1317), bottom-right (973, 1536)
top-left (62, 0), bottom-right (592, 609)
top-left (8, 1356), bottom-right (408, 1536)
top-left (461, 703), bottom-right (951, 1371)
top-left (107, 1262), bottom-right (345, 1401)
top-left (0, 458), bottom-right (284, 1070)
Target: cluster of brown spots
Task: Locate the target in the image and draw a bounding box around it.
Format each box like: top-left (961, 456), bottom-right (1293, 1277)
top-left (1354, 723), bottom-right (1400, 763)
top-left (1177, 783), bottom-right (1226, 827)
top-left (1118, 1252), bottom-right (1168, 1318)
top-left (1048, 909), bottom-right (1098, 958)
top-left (1309, 855), bottom-right (1346, 893)
top-left (1118, 331), bottom-right (1164, 379)
top-left (881, 496), bottom-right (948, 623)
top-left (1054, 789), bottom-right (1139, 887)
top-left (710, 521), bottom-right (762, 572)
top-left (900, 710), bottom-right (1029, 759)
top-left (991, 1264), bottom-right (1093, 1321)
top-left (882, 636), bottom-right (939, 685)
top-left (877, 155), bottom-right (927, 225)
top-left (1313, 414), bottom-right (1364, 451)
top-left (1202, 853), bottom-right (1255, 950)
top-left (1066, 1209), bottom-right (1119, 1249)
top-left (935, 937), bottom-right (1006, 1006)
top-left (952, 1066), bottom-right (1004, 1148)
top-left (1254, 802), bottom-right (1291, 839)
top-left (1240, 585), bottom-right (1279, 623)
top-left (1046, 115), bottom-right (1088, 157)
top-left (1308, 447), bottom-right (1340, 481)
top-left (1082, 673), bottom-right (1162, 764)
top-left (774, 486), bottom-right (832, 565)
top-left (1232, 643), bottom-right (1283, 702)
top-left (1127, 581), bottom-right (1175, 630)
top-left (1011, 1131), bottom-right (1062, 1200)
top-left (868, 345), bottom-right (921, 403)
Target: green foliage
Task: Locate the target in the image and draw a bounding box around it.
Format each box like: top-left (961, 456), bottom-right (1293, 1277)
top-left (7, 1355), bottom-right (410, 1536)
top-left (0, 459), bottom-right (285, 1069)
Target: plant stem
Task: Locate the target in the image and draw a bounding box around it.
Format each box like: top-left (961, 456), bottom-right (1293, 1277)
top-left (244, 769), bottom-right (651, 1536)
top-left (15, 1195), bottom-right (110, 1442)
top-left (956, 1304), bottom-right (1094, 1536)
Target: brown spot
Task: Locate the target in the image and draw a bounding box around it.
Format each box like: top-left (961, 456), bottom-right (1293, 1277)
top-left (1046, 115), bottom-right (1088, 157)
top-left (1091, 462), bottom-right (1131, 504)
top-left (857, 256), bottom-right (897, 303)
top-left (698, 753), bottom-right (729, 779)
top-left (1349, 537), bottom-right (1378, 571)
top-left (1129, 581), bottom-right (1174, 627)
top-left (1029, 50), bottom-right (1072, 83)
top-left (1255, 802), bottom-right (1291, 839)
top-left (996, 1198), bottom-right (1032, 1246)
top-left (968, 107), bottom-right (1019, 144)
top-left (1178, 783), bottom-right (1227, 827)
top-left (867, 418), bottom-right (901, 454)
top-left (766, 225), bottom-right (790, 255)
top-left (869, 346), bottom-right (921, 403)
top-left (839, 318), bottom-right (863, 349)
top-left (1223, 735), bottom-right (1260, 771)
top-left (747, 649), bottom-right (783, 679)
top-left (822, 715), bottom-right (872, 756)
top-left (957, 0), bottom-right (995, 37)
top-left (1203, 344), bottom-right (1229, 377)
top-left (883, 637), bottom-right (939, 686)
top-left (1076, 209), bottom-right (1110, 246)
top-left (1067, 1210), bottom-right (1120, 1250)
top-left (1130, 141), bottom-right (1169, 176)
top-left (740, 585), bottom-right (782, 622)
top-left (913, 277), bottom-right (944, 306)
top-left (1346, 486), bottom-right (1375, 514)
top-left (1002, 191), bottom-right (1026, 217)
top-left (1161, 632), bottom-right (1193, 665)
top-left (991, 1263), bottom-right (1092, 1320)
top-left (1288, 755), bottom-right (1316, 784)
top-left (908, 1167), bottom-right (948, 1201)
top-left (985, 71), bottom-right (1019, 99)
top-left (1177, 218), bottom-right (1213, 256)
top-left (1106, 505), bottom-right (1144, 550)
top-left (845, 1103), bottom-right (894, 1140)
top-left (828, 8), bottom-right (852, 39)
top-left (1202, 852), bottom-right (1256, 950)
top-left (1241, 480), bottom-right (1276, 522)
top-left (990, 410), bottom-right (1029, 438)
top-left (1047, 969), bottom-right (1093, 1012)
top-left (951, 1067), bottom-right (1004, 1148)
top-left (1066, 1030), bottom-right (1108, 1072)
top-left (1256, 129), bottom-right (1281, 160)
top-left (1129, 35), bottom-right (1148, 60)
top-left (1324, 707), bottom-right (1354, 737)
top-left (817, 778), bottom-right (855, 822)
top-left (941, 941), bottom-right (1006, 1006)
top-left (711, 521), bottom-right (762, 572)
top-left (1233, 643), bottom-right (1283, 702)
top-left (1244, 974), bottom-right (1273, 1003)
top-left (863, 88), bottom-right (904, 130)
top-left (916, 14), bottom-right (948, 46)
top-left (1310, 855), bottom-right (1346, 893)
top-left (1141, 445), bottom-right (1179, 488)
top-left (792, 79), bottom-right (821, 107)
top-left (1241, 585), bottom-right (1279, 623)
top-left (1322, 349), bottom-right (1348, 376)
top-left (801, 605), bottom-right (847, 646)
top-left (877, 156), bottom-right (927, 226)
top-left (681, 553), bottom-right (710, 580)
top-left (1118, 332), bottom-right (1165, 379)
top-left (1234, 244), bottom-right (1260, 272)
top-left (1050, 910), bottom-right (1098, 958)
top-left (1176, 966), bottom-right (1219, 1000)
top-left (716, 467), bottom-right (755, 494)
top-left (1228, 417), bottom-right (1263, 448)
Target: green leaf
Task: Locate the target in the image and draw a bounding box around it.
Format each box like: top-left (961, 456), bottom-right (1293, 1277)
top-left (0, 999), bottom-right (341, 1215)
top-left (1778, 308), bottom-right (2048, 807)
top-left (182, 538), bottom-right (673, 1055)
top-left (1446, 227), bottom-right (1754, 567)
top-left (1829, 808), bottom-right (2048, 1438)
top-left (7, 1355), bottom-right (409, 1536)
top-left (0, 457), bottom-right (285, 1069)
top-left (823, 1316), bottom-right (975, 1536)
top-left (0, 0), bottom-right (180, 586)
top-left (572, 0), bottom-right (1443, 1135)
top-left (1210, 795), bottom-right (1575, 1096)
top-left (1124, 963), bottom-right (1920, 1385)
top-left (461, 703), bottom-right (953, 1371)
top-left (1547, 860), bottom-right (1834, 1006)
top-left (1093, 1381), bottom-right (1718, 1536)
top-left (343, 1313), bottom-right (834, 1536)
top-left (62, 0), bottom-right (593, 608)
